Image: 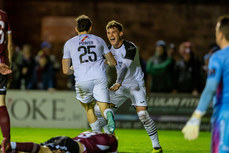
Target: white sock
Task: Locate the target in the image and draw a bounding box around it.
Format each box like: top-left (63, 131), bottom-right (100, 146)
top-left (103, 108), bottom-right (114, 119)
top-left (137, 111), bottom-right (161, 148)
top-left (94, 104), bottom-right (107, 127)
top-left (11, 142), bottom-right (16, 149)
top-left (150, 133), bottom-right (160, 148)
top-left (89, 120), bottom-right (102, 132)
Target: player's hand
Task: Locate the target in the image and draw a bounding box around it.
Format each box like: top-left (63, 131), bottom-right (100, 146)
top-left (110, 83), bottom-right (121, 91)
top-left (182, 111), bottom-right (202, 140)
top-left (0, 63), bottom-right (12, 75)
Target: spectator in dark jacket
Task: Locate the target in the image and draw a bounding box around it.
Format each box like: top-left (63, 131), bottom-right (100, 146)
top-left (28, 53), bottom-right (54, 91)
top-left (173, 41), bottom-right (201, 96)
top-left (20, 44), bottom-right (35, 89)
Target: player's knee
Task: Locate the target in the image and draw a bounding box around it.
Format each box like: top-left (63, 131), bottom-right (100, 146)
top-left (137, 110), bottom-right (149, 123)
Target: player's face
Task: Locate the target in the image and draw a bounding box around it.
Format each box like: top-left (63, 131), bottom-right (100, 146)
top-left (106, 27), bottom-right (123, 48)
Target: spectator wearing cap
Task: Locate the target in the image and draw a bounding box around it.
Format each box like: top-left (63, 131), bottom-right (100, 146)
top-left (146, 40), bottom-right (174, 93)
top-left (36, 41), bottom-right (60, 88)
top-left (173, 41), bottom-right (202, 96)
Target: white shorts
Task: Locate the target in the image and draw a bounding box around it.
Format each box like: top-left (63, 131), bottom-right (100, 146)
top-left (110, 84), bottom-right (148, 108)
top-left (75, 78), bottom-right (110, 103)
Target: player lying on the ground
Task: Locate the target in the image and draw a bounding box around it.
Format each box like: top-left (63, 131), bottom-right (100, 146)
top-left (1, 131), bottom-right (118, 153)
top-left (0, 63), bottom-right (12, 75)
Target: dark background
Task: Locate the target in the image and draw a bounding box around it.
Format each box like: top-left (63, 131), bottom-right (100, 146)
top-left (1, 0), bottom-right (229, 89)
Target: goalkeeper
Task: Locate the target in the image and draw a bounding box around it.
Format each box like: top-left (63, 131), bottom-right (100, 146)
top-left (182, 15), bottom-right (229, 153)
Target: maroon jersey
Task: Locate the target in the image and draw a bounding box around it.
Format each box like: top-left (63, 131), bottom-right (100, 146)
top-left (0, 10), bottom-right (11, 64)
top-left (73, 131), bottom-right (118, 153)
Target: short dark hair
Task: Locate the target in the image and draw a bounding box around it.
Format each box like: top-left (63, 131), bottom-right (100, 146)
top-left (217, 15), bottom-right (229, 41)
top-left (41, 136), bottom-right (79, 153)
top-left (106, 20), bottom-right (123, 31)
top-left (75, 15), bottom-right (92, 32)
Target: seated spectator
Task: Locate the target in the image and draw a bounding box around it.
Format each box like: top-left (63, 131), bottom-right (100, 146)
top-left (146, 40), bottom-right (174, 92)
top-left (20, 44), bottom-right (36, 89)
top-left (28, 54), bottom-right (54, 91)
top-left (173, 41), bottom-right (201, 96)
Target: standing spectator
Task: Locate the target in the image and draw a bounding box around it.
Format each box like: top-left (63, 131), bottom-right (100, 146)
top-left (0, 9), bottom-right (13, 153)
top-left (9, 45), bottom-right (22, 89)
top-left (182, 15), bottom-right (229, 153)
top-left (146, 40), bottom-right (174, 93)
top-left (62, 15), bottom-right (117, 133)
top-left (20, 44), bottom-right (35, 89)
top-left (28, 54), bottom-right (54, 91)
top-left (36, 41), bottom-right (60, 88)
top-left (173, 41), bottom-right (201, 96)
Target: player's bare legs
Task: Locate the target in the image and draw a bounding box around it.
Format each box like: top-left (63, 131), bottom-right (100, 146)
top-left (97, 102), bottom-right (115, 134)
top-left (80, 101), bottom-right (102, 132)
top-left (136, 106), bottom-right (162, 153)
top-left (0, 95), bottom-right (11, 153)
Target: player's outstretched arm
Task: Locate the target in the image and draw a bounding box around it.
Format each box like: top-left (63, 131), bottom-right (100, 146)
top-left (182, 110), bottom-right (203, 140)
top-left (110, 59), bottom-right (132, 91)
top-left (182, 77), bottom-right (218, 140)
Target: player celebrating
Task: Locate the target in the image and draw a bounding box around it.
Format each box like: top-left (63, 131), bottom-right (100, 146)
top-left (62, 15), bottom-right (117, 134)
top-left (0, 9), bottom-right (13, 153)
top-left (3, 131), bottom-right (118, 153)
top-left (94, 20), bottom-right (162, 153)
top-left (182, 15), bottom-right (229, 153)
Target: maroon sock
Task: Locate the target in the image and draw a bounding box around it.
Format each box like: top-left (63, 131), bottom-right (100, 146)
top-left (16, 142), bottom-right (40, 153)
top-left (0, 106), bottom-right (10, 140)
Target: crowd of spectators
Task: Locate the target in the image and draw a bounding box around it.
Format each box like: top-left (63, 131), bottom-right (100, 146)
top-left (9, 41), bottom-right (60, 91)
top-left (9, 40), bottom-right (219, 95)
top-left (146, 40), bottom-right (220, 96)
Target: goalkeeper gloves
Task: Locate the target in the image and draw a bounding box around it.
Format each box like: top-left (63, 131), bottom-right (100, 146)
top-left (182, 110), bottom-right (204, 140)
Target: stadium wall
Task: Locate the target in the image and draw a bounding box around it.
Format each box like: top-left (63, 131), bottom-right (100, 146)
top-left (6, 90), bottom-right (211, 130)
top-left (6, 90), bottom-right (88, 129)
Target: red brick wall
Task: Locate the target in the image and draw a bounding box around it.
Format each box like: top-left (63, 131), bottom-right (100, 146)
top-left (4, 1), bottom-right (229, 89)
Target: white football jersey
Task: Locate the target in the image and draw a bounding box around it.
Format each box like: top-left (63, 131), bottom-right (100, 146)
top-left (109, 40), bottom-right (144, 86)
top-left (63, 34), bottom-right (110, 82)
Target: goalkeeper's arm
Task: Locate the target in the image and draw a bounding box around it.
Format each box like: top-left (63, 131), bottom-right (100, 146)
top-left (182, 78), bottom-right (218, 140)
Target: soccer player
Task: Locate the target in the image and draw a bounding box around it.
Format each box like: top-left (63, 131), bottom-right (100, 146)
top-left (94, 20), bottom-right (162, 153)
top-left (3, 131), bottom-right (118, 153)
top-left (0, 9), bottom-right (13, 153)
top-left (182, 15), bottom-right (229, 153)
top-left (62, 15), bottom-right (117, 134)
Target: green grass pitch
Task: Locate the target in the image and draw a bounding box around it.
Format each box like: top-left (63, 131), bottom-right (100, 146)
top-left (1, 128), bottom-right (211, 153)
